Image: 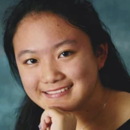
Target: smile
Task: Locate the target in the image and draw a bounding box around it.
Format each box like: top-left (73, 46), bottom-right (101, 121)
top-left (43, 85), bottom-right (73, 98)
top-left (45, 85), bottom-right (72, 95)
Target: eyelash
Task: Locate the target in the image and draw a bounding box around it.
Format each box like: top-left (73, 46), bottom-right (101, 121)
top-left (59, 51), bottom-right (74, 58)
top-left (24, 59), bottom-right (38, 65)
top-left (23, 51), bottom-right (74, 65)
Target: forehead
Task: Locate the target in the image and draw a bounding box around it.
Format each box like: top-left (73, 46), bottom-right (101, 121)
top-left (16, 12), bottom-right (77, 36)
top-left (13, 12), bottom-right (91, 53)
top-left (13, 12), bottom-right (79, 43)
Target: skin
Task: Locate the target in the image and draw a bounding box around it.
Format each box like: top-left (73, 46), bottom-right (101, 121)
top-left (13, 12), bottom-right (113, 130)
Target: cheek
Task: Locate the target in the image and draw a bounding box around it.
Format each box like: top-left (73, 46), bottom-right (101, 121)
top-left (63, 56), bottom-right (98, 83)
top-left (17, 65), bottom-right (39, 92)
top-left (62, 57), bottom-right (98, 93)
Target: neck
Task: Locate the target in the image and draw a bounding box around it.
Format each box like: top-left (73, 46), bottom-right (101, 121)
top-left (73, 81), bottom-right (110, 130)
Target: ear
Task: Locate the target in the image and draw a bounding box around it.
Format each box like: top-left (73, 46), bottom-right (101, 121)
top-left (96, 43), bottom-right (108, 70)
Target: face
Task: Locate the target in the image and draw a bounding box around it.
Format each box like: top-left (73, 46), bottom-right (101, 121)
top-left (13, 13), bottom-right (105, 111)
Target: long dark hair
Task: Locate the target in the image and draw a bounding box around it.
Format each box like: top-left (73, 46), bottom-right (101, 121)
top-left (3, 0), bottom-right (130, 129)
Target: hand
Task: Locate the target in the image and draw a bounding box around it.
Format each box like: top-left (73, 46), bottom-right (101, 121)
top-left (39, 108), bottom-right (77, 130)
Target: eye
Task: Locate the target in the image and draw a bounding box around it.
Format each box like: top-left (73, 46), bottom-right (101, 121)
top-left (59, 51), bottom-right (74, 58)
top-left (24, 59), bottom-right (38, 65)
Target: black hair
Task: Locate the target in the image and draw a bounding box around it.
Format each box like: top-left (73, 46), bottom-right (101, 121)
top-left (3, 0), bottom-right (130, 130)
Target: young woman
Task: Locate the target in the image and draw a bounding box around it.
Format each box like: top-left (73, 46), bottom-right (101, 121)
top-left (3, 0), bottom-right (130, 130)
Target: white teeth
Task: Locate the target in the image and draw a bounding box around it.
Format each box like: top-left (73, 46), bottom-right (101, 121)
top-left (46, 86), bottom-right (70, 95)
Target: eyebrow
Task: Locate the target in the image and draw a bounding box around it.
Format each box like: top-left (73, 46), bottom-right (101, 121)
top-left (55, 39), bottom-right (77, 48)
top-left (17, 39), bottom-right (77, 59)
top-left (17, 50), bottom-right (36, 59)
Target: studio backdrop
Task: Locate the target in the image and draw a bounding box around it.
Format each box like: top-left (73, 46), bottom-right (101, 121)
top-left (0, 0), bottom-right (130, 129)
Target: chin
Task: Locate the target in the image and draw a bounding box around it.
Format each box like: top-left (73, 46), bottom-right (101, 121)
top-left (43, 103), bottom-right (78, 112)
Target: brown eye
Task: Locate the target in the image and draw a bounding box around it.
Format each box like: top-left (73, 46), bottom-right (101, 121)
top-left (25, 59), bottom-right (37, 65)
top-left (59, 51), bottom-right (74, 58)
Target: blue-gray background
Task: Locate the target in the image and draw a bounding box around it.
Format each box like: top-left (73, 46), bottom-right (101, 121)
top-left (0, 0), bottom-right (130, 130)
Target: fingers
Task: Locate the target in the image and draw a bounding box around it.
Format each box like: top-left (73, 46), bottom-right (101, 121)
top-left (39, 114), bottom-right (52, 130)
top-left (38, 108), bottom-right (62, 130)
top-left (39, 107), bottom-right (77, 130)
top-left (38, 120), bottom-right (47, 130)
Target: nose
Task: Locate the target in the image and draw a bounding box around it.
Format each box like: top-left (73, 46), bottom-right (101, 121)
top-left (40, 62), bottom-right (65, 84)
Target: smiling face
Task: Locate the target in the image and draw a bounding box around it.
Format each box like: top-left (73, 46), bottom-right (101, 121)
top-left (13, 13), bottom-right (106, 111)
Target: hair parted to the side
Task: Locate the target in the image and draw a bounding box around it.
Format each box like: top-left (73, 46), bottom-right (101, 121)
top-left (3, 0), bottom-right (130, 130)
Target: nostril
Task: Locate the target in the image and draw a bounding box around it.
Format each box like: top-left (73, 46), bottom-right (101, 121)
top-left (41, 73), bottom-right (65, 84)
top-left (40, 67), bottom-right (66, 84)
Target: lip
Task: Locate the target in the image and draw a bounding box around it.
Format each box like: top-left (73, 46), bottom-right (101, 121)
top-left (42, 85), bottom-right (73, 98)
top-left (44, 86), bottom-right (72, 93)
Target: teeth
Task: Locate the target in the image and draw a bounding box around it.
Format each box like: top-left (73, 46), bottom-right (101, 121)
top-left (46, 86), bottom-right (70, 95)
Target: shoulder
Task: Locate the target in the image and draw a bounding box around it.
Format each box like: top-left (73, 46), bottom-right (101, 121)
top-left (115, 91), bottom-right (130, 108)
top-left (117, 119), bottom-right (130, 130)
top-left (102, 90), bottom-right (130, 130)
top-left (110, 90), bottom-right (130, 129)
top-left (111, 90), bottom-right (130, 117)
